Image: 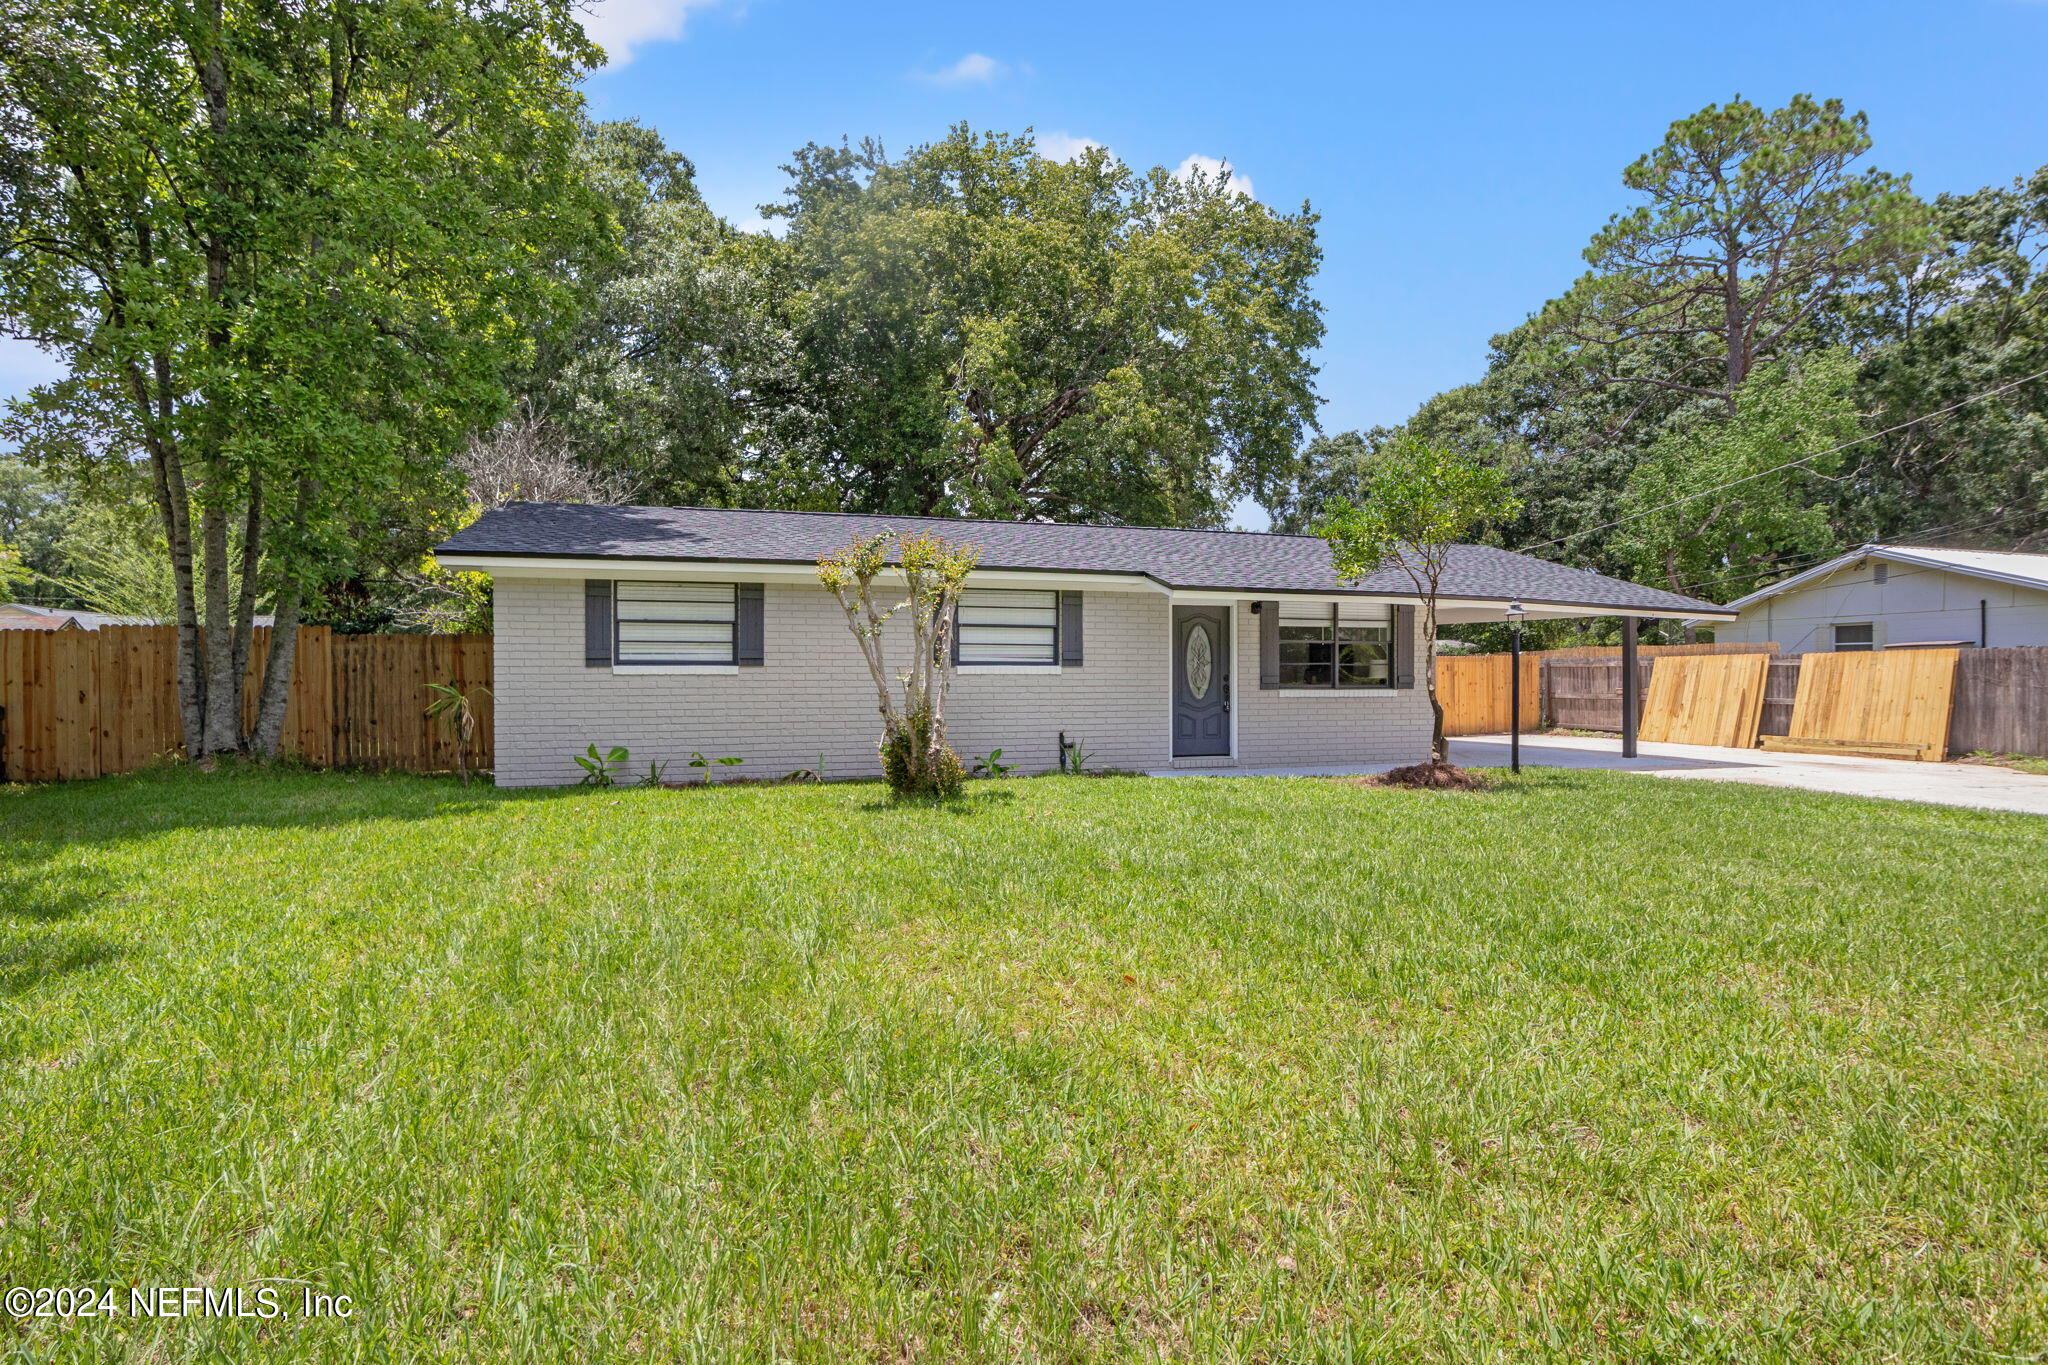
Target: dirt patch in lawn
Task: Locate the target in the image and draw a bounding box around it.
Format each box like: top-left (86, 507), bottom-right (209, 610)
top-left (1344, 761), bottom-right (1493, 792)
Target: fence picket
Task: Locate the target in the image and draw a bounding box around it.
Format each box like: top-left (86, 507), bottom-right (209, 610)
top-left (0, 624), bottom-right (493, 781)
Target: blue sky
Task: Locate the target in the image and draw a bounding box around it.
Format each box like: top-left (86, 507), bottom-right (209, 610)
top-left (5, 0), bottom-right (2044, 524)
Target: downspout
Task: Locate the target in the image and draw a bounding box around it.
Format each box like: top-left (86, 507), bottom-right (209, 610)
top-left (1980, 599), bottom-right (1988, 649)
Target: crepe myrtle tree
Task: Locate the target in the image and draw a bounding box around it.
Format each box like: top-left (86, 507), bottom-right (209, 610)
top-left (816, 531), bottom-right (979, 798)
top-left (1316, 438), bottom-right (1520, 765)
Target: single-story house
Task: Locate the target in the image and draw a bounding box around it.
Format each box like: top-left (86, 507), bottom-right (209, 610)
top-left (0, 603), bottom-right (83, 631)
top-left (434, 504), bottom-right (1733, 786)
top-left (1702, 545), bottom-right (2048, 654)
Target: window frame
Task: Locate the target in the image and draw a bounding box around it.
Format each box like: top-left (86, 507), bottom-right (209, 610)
top-left (955, 587), bottom-right (1061, 669)
top-left (1832, 622), bottom-right (1876, 653)
top-left (1276, 601), bottom-right (1396, 691)
top-left (613, 580), bottom-right (739, 668)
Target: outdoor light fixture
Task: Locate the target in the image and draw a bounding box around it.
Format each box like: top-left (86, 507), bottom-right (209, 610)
top-left (1506, 601), bottom-right (1526, 774)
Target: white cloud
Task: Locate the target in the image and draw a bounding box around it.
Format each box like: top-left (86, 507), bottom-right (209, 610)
top-left (916, 52), bottom-right (1006, 86)
top-left (580, 0), bottom-right (725, 69)
top-left (1174, 153), bottom-right (1255, 202)
top-left (1035, 131), bottom-right (1106, 163)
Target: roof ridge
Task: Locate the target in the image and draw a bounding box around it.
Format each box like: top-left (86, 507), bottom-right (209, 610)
top-left (504, 500), bottom-right (1332, 543)
top-left (1878, 543), bottom-right (2048, 558)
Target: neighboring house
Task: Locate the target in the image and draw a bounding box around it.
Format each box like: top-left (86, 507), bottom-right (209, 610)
top-left (1, 604), bottom-right (155, 630)
top-left (0, 604), bottom-right (275, 631)
top-left (435, 504), bottom-right (1731, 786)
top-left (0, 604), bottom-right (83, 631)
top-left (1705, 546), bottom-right (2048, 654)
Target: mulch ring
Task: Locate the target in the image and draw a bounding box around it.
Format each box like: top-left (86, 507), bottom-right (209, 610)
top-left (1339, 761), bottom-right (1494, 792)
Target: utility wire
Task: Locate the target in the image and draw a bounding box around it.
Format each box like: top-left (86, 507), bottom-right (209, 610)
top-left (1516, 364), bottom-right (2048, 557)
top-left (1671, 507), bottom-right (2044, 599)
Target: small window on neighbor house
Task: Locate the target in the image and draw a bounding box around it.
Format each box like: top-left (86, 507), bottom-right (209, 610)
top-left (614, 581), bottom-right (737, 664)
top-left (1833, 622), bottom-right (1875, 652)
top-left (956, 588), bottom-right (1059, 665)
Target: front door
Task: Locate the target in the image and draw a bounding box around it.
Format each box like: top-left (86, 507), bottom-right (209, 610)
top-left (1172, 606), bottom-right (1231, 757)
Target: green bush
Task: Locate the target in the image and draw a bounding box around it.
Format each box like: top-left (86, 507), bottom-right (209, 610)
top-left (878, 712), bottom-right (965, 799)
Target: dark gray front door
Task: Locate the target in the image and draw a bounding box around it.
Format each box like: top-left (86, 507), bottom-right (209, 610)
top-left (1172, 606), bottom-right (1230, 757)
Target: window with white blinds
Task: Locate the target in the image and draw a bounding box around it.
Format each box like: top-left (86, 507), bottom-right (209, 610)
top-left (614, 582), bottom-right (737, 664)
top-left (1277, 600), bottom-right (1393, 688)
top-left (955, 588), bottom-right (1059, 666)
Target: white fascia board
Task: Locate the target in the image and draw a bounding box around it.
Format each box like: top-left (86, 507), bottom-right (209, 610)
top-left (1713, 548), bottom-right (1874, 614)
top-left (1437, 598), bottom-right (1739, 622)
top-left (433, 554), bottom-right (1169, 594)
top-left (1166, 589), bottom-right (1411, 605)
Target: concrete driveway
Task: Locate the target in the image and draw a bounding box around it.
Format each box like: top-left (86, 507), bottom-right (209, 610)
top-left (1450, 733), bottom-right (2048, 817)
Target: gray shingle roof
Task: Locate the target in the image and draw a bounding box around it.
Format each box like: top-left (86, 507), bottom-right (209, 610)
top-left (436, 502), bottom-right (1733, 617)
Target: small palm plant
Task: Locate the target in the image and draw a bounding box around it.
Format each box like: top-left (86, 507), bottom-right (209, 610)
top-left (424, 682), bottom-right (492, 786)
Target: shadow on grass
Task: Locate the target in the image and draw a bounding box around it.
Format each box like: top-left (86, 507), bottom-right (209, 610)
top-left (854, 786), bottom-right (1021, 815)
top-left (0, 931), bottom-right (122, 998)
top-left (0, 766), bottom-right (600, 1001)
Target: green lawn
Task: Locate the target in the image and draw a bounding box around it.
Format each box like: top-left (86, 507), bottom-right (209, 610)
top-left (3, 767), bottom-right (2046, 1363)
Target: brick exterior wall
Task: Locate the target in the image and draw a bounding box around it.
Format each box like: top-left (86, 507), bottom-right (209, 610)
top-left (1229, 601), bottom-right (1436, 767)
top-left (491, 576), bottom-right (1433, 786)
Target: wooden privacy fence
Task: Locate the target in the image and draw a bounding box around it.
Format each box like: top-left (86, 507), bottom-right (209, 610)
top-left (1543, 657), bottom-right (1648, 734)
top-left (1638, 653), bottom-right (1772, 748)
top-left (0, 625), bottom-right (493, 782)
top-left (1525, 646), bottom-right (2042, 760)
top-left (1437, 652), bottom-right (1541, 737)
top-left (1948, 647), bottom-right (2048, 758)
top-left (1760, 648), bottom-right (1959, 761)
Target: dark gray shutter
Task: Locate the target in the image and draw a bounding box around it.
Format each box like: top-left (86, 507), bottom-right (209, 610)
top-left (1258, 601), bottom-right (1279, 689)
top-left (584, 580), bottom-right (612, 667)
top-left (1392, 605), bottom-right (1417, 688)
top-left (736, 583), bottom-right (764, 666)
top-left (1059, 591), bottom-right (1084, 666)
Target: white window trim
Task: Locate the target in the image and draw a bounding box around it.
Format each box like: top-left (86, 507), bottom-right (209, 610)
top-left (611, 664), bottom-right (740, 676)
top-left (956, 664), bottom-right (1064, 676)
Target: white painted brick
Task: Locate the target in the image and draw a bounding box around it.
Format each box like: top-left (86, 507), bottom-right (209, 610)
top-left (491, 579), bottom-right (1432, 786)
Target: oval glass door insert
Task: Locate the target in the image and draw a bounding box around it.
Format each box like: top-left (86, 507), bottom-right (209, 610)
top-left (1185, 623), bottom-right (1214, 700)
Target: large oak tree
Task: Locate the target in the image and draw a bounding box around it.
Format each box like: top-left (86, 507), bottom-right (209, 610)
top-left (0, 0), bottom-right (606, 756)
top-left (738, 128), bottom-right (1325, 526)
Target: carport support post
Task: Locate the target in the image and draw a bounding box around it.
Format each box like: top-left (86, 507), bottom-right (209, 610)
top-left (1620, 617), bottom-right (1640, 759)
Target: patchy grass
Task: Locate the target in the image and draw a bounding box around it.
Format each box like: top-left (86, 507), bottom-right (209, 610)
top-left (3, 766), bottom-right (2046, 1362)
top-left (1959, 749), bottom-right (2048, 778)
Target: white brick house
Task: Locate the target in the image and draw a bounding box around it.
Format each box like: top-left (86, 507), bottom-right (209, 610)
top-left (435, 504), bottom-right (1732, 786)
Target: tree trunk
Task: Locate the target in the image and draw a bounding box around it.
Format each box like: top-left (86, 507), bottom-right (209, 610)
top-left (250, 577), bottom-right (303, 758)
top-left (144, 423), bottom-right (207, 757)
top-left (1422, 596), bottom-right (1447, 763)
top-left (195, 0), bottom-right (240, 758)
top-left (229, 472), bottom-right (262, 724)
top-left (250, 474), bottom-right (315, 757)
top-left (198, 503), bottom-right (241, 755)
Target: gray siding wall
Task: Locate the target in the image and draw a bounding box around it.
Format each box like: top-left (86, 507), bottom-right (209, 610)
top-left (1717, 561), bottom-right (2048, 654)
top-left (492, 577), bottom-right (1433, 785)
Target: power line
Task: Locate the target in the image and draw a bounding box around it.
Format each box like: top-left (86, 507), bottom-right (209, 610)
top-left (1671, 507), bottom-right (2044, 600)
top-left (1516, 364), bottom-right (2048, 558)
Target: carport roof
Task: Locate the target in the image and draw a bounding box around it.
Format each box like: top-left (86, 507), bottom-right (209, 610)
top-left (436, 502), bottom-right (1736, 619)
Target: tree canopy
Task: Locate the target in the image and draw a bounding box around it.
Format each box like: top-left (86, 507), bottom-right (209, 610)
top-left (738, 128), bottom-right (1324, 525)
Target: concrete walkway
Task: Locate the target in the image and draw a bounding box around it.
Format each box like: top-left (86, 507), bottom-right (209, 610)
top-left (1151, 733), bottom-right (2048, 816)
top-left (1455, 733), bottom-right (2048, 816)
